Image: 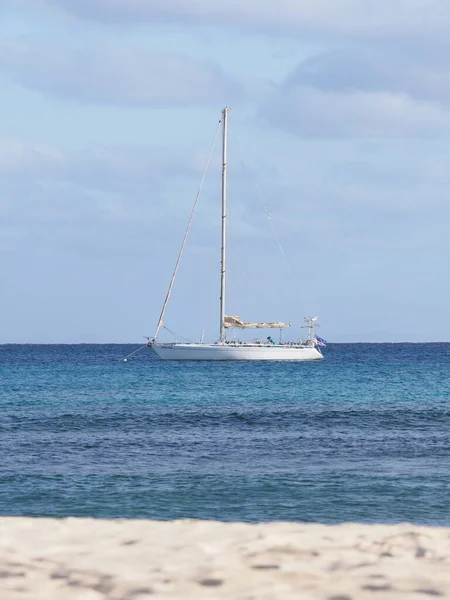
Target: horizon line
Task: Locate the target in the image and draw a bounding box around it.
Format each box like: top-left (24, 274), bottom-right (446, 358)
top-left (1, 341), bottom-right (450, 346)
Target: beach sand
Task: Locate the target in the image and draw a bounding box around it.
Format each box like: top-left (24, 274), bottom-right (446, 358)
top-left (0, 518), bottom-right (449, 599)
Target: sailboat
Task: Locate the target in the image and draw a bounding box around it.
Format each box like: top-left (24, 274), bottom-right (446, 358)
top-left (149, 107), bottom-right (324, 361)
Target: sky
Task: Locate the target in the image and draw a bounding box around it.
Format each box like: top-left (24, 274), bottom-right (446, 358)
top-left (1, 0), bottom-right (450, 343)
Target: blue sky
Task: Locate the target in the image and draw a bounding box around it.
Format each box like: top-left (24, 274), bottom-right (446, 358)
top-left (2, 0), bottom-right (450, 343)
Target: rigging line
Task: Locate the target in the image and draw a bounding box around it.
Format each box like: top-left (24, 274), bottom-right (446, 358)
top-left (162, 326), bottom-right (196, 344)
top-left (153, 119), bottom-right (222, 341)
top-left (119, 343), bottom-right (149, 362)
top-left (236, 134), bottom-right (293, 276)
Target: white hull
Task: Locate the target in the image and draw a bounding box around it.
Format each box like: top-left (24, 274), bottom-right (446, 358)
top-left (151, 343), bottom-right (323, 361)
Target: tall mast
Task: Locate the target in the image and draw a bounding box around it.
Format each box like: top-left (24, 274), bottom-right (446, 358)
top-left (220, 107), bottom-right (229, 343)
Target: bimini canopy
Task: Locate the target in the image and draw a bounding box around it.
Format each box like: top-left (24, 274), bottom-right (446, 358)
top-left (224, 315), bottom-right (290, 329)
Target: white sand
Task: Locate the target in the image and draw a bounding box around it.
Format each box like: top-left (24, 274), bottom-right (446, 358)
top-left (0, 518), bottom-right (449, 599)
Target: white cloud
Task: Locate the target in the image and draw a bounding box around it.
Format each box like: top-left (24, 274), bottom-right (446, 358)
top-left (0, 137), bottom-right (205, 243)
top-left (0, 137), bottom-right (198, 182)
top-left (261, 35), bottom-right (450, 138)
top-left (0, 39), bottom-right (242, 106)
top-left (29, 0), bottom-right (450, 37)
top-left (264, 87), bottom-right (450, 138)
top-left (0, 138), bottom-right (63, 174)
top-left (7, 3), bottom-right (450, 137)
top-left (283, 40), bottom-right (450, 108)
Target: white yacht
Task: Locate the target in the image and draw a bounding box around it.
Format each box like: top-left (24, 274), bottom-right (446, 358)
top-left (150, 108), bottom-right (325, 361)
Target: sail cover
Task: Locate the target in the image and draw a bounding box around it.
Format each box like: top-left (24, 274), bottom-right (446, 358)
top-left (224, 315), bottom-right (290, 329)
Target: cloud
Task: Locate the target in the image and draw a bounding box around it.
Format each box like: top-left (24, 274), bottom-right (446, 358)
top-left (0, 138), bottom-right (63, 175)
top-left (261, 36), bottom-right (450, 138)
top-left (1, 134), bottom-right (450, 341)
top-left (8, 3), bottom-right (450, 136)
top-left (284, 40), bottom-right (450, 108)
top-left (0, 137), bottom-right (198, 188)
top-left (264, 87), bottom-right (450, 138)
top-left (0, 136), bottom-right (208, 258)
top-left (0, 38), bottom-right (242, 106)
top-left (29, 0), bottom-right (450, 38)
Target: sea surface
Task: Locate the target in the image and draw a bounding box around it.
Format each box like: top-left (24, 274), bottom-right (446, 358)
top-left (0, 343), bottom-right (449, 525)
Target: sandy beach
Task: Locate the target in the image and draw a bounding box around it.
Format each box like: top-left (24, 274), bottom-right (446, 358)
top-left (0, 518), bottom-right (449, 599)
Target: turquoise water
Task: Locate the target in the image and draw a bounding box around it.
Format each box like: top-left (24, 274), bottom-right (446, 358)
top-left (0, 343), bottom-right (449, 524)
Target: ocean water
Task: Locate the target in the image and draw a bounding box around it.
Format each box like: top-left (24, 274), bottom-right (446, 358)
top-left (0, 343), bottom-right (449, 525)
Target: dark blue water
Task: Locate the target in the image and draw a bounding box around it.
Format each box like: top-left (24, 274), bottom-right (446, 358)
top-left (1, 343), bottom-right (449, 524)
